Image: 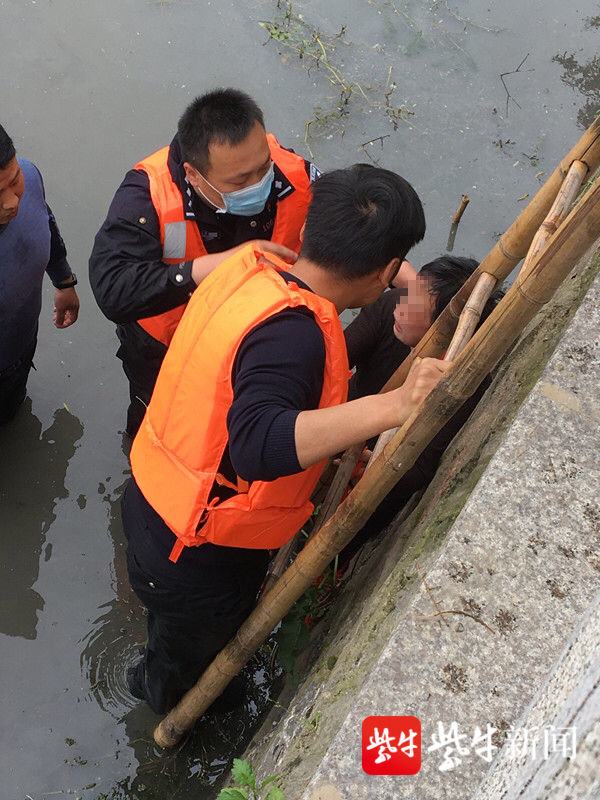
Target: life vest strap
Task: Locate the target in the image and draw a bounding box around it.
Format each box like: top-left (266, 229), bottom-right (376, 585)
top-left (168, 494), bottom-right (223, 562)
top-left (169, 539), bottom-right (185, 563)
top-left (214, 472), bottom-right (250, 494)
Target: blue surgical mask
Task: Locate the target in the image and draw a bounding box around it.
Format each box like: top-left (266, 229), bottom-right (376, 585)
top-left (198, 162), bottom-right (274, 217)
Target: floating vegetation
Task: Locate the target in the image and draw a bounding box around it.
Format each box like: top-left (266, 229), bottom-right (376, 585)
top-left (259, 1), bottom-right (415, 157)
top-left (429, 0), bottom-right (503, 34)
top-left (369, 0), bottom-right (501, 68)
top-left (259, 0), bottom-right (502, 158)
top-left (500, 53), bottom-right (535, 117)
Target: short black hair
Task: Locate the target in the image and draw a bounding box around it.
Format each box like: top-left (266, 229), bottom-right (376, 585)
top-left (419, 255), bottom-right (504, 326)
top-left (177, 88), bottom-right (265, 172)
top-left (301, 164), bottom-right (425, 279)
top-left (0, 124), bottom-right (16, 170)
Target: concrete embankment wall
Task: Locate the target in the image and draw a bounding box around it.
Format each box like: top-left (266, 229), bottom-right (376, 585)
top-left (241, 242), bottom-right (600, 800)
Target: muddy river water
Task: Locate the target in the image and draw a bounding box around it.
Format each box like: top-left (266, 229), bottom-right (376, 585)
top-left (0, 0), bottom-right (598, 797)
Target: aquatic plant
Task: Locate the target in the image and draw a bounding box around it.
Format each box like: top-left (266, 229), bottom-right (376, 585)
top-left (217, 758), bottom-right (285, 800)
top-left (258, 1), bottom-right (413, 156)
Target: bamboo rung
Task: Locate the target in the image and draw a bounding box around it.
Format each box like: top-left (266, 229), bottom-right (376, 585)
top-left (444, 272), bottom-right (498, 362)
top-left (520, 159), bottom-right (589, 281)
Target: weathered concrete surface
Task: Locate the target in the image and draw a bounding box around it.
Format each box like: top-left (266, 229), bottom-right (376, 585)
top-left (241, 241), bottom-right (600, 800)
top-left (473, 587), bottom-right (600, 800)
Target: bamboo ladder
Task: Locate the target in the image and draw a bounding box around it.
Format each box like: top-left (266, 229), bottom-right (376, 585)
top-left (262, 123), bottom-right (598, 595)
top-left (153, 117), bottom-right (600, 747)
top-left (366, 156), bottom-right (590, 467)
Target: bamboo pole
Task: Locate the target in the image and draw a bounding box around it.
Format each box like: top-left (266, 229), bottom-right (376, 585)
top-left (307, 443), bottom-right (364, 536)
top-left (447, 194), bottom-right (470, 251)
top-left (365, 175), bottom-right (600, 502)
top-left (260, 446), bottom-right (361, 595)
top-left (364, 426), bottom-right (393, 468)
top-left (366, 356), bottom-right (421, 469)
top-left (453, 195), bottom-right (471, 225)
top-left (367, 268), bottom-right (497, 466)
top-left (391, 115), bottom-right (600, 380)
top-left (444, 158), bottom-right (587, 365)
top-left (444, 273), bottom-right (499, 361)
top-left (367, 159), bottom-right (589, 470)
top-left (312, 119), bottom-right (600, 514)
top-left (154, 174), bottom-right (600, 748)
top-left (367, 271), bottom-right (497, 466)
top-left (261, 538), bottom-right (297, 596)
top-left (520, 159), bottom-right (588, 273)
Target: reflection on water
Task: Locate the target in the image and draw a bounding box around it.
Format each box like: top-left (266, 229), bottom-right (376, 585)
top-left (553, 16), bottom-right (600, 131)
top-left (79, 473), bottom-right (145, 719)
top-left (553, 51), bottom-right (600, 129)
top-left (0, 399), bottom-right (83, 639)
top-left (584, 13), bottom-right (600, 28)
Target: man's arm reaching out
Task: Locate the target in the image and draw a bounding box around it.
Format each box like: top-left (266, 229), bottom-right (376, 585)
top-left (294, 357), bottom-right (451, 469)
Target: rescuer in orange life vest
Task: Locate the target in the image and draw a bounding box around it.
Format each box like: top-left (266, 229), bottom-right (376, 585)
top-left (89, 88), bottom-right (317, 437)
top-left (121, 163), bottom-right (453, 715)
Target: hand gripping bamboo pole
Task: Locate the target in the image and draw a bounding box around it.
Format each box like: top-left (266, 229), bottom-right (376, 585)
top-left (154, 175), bottom-right (600, 748)
top-left (366, 268), bottom-right (497, 467)
top-left (316, 122), bottom-right (600, 504)
top-left (366, 174), bottom-right (600, 502)
top-left (261, 127), bottom-right (600, 593)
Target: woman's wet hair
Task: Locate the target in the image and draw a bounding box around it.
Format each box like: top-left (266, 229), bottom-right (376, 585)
top-left (301, 163), bottom-right (426, 280)
top-left (419, 255), bottom-right (504, 325)
top-left (178, 88), bottom-right (265, 172)
top-left (0, 124), bottom-right (16, 170)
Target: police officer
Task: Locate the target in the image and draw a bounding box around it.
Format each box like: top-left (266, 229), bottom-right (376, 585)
top-left (89, 88), bottom-right (318, 436)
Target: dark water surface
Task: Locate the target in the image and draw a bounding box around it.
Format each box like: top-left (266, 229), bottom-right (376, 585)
top-left (0, 0), bottom-right (598, 797)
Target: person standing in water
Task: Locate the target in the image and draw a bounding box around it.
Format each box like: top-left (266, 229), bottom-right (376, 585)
top-left (0, 123), bottom-right (79, 423)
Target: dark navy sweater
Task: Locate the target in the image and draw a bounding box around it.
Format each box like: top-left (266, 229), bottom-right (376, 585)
top-left (0, 159), bottom-right (71, 371)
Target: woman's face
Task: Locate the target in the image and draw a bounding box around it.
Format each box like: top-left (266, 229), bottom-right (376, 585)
top-left (392, 276), bottom-right (435, 347)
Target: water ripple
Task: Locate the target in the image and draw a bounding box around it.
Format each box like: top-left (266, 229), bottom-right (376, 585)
top-left (80, 599), bottom-right (147, 718)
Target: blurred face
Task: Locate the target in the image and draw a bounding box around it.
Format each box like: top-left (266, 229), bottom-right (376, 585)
top-left (0, 157), bottom-right (25, 225)
top-left (183, 121), bottom-right (272, 211)
top-left (392, 275), bottom-right (435, 347)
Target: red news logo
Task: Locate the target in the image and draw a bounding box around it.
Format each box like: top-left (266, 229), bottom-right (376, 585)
top-left (362, 716), bottom-right (421, 775)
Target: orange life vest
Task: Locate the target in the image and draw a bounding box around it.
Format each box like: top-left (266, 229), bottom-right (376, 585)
top-left (134, 134), bottom-right (312, 346)
top-left (131, 244), bottom-right (349, 562)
